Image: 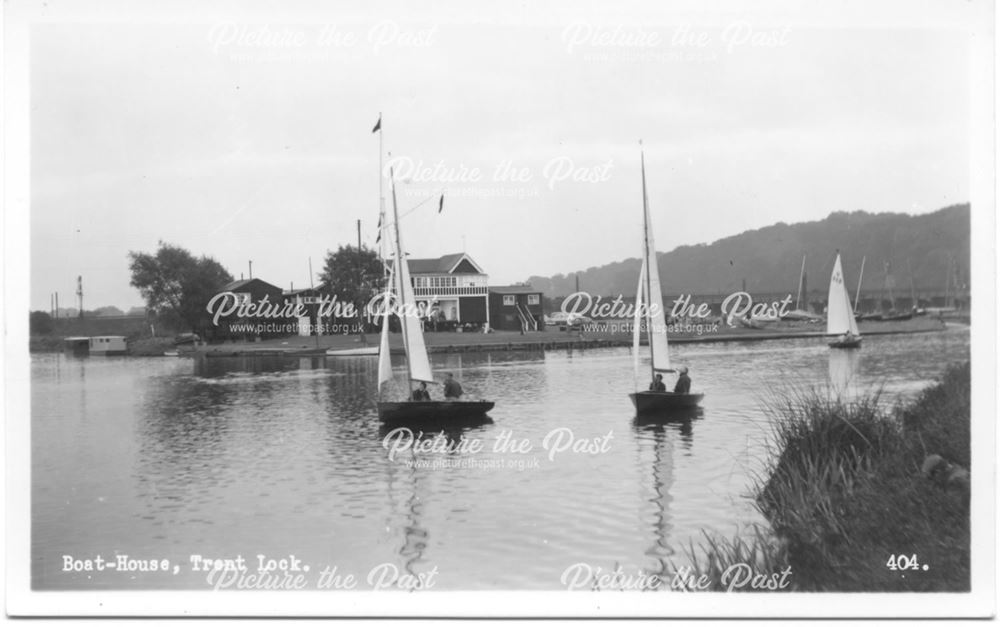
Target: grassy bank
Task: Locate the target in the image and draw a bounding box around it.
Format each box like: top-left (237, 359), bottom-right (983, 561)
top-left (29, 335), bottom-right (176, 356)
top-left (686, 362), bottom-right (971, 591)
top-left (190, 316), bottom-right (947, 356)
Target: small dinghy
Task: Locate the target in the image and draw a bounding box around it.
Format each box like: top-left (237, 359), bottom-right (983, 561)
top-left (373, 146), bottom-right (495, 424)
top-left (826, 252), bottom-right (862, 349)
top-left (628, 145), bottom-right (703, 415)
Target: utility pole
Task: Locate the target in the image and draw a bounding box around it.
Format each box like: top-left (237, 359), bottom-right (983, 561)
top-left (356, 220), bottom-right (367, 345)
top-left (76, 276), bottom-right (83, 318)
top-left (308, 257), bottom-right (319, 349)
top-left (55, 293), bottom-right (59, 319)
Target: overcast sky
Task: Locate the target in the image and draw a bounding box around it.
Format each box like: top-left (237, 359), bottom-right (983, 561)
top-left (24, 0), bottom-right (977, 311)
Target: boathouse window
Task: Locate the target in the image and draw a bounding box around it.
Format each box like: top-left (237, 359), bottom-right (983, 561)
top-left (527, 294), bottom-right (540, 305)
top-left (503, 295), bottom-right (515, 306)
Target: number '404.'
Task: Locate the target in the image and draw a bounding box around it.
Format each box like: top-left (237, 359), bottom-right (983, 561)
top-left (886, 554), bottom-right (921, 570)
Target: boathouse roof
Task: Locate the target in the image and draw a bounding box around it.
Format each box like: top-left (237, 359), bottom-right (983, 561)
top-left (406, 253), bottom-right (485, 275)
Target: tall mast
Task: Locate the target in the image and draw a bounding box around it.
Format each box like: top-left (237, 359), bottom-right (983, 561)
top-left (388, 166), bottom-right (413, 393)
top-left (796, 254), bottom-right (806, 310)
top-left (640, 145), bottom-right (655, 382)
top-left (379, 114), bottom-right (385, 261)
top-left (944, 255), bottom-right (953, 308)
top-left (907, 258), bottom-right (917, 309)
top-left (854, 255), bottom-right (866, 313)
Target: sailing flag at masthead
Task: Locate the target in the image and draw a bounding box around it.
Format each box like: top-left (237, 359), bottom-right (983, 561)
top-left (372, 115), bottom-right (381, 134)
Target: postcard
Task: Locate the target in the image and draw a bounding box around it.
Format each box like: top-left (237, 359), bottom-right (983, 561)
top-left (3, 0), bottom-right (995, 618)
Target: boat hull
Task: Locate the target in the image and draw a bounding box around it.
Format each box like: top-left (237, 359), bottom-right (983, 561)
top-left (326, 347), bottom-right (379, 357)
top-left (828, 337), bottom-right (862, 349)
top-left (377, 400), bottom-right (495, 424)
top-left (629, 391), bottom-right (704, 414)
top-left (880, 312), bottom-right (913, 322)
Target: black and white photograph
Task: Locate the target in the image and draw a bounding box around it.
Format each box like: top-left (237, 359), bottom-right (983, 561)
top-left (3, 0), bottom-right (996, 618)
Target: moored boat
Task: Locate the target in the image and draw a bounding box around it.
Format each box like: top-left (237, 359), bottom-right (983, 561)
top-left (63, 336), bottom-right (91, 357)
top-left (782, 254), bottom-right (822, 322)
top-left (325, 346), bottom-right (379, 357)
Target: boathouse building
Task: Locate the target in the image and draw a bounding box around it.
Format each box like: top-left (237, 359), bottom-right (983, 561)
top-left (407, 253), bottom-right (491, 329)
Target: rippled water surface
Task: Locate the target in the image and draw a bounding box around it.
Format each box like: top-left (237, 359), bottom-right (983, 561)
top-left (31, 327), bottom-right (970, 589)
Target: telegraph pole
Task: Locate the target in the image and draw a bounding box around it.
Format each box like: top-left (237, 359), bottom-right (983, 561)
top-left (308, 257), bottom-right (319, 349)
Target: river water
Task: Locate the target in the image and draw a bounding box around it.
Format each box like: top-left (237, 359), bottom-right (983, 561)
top-left (31, 326), bottom-right (969, 590)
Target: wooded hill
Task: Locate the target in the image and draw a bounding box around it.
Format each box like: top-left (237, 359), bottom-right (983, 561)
top-left (527, 204), bottom-right (970, 298)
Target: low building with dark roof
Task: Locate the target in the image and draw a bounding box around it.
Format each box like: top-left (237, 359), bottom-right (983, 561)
top-left (211, 277), bottom-right (291, 341)
top-left (489, 285), bottom-right (544, 332)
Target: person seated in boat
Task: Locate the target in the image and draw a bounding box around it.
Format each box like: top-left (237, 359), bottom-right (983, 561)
top-left (838, 332), bottom-right (859, 344)
top-left (411, 382), bottom-right (431, 402)
top-left (674, 366), bottom-right (691, 394)
top-left (443, 372), bottom-right (463, 400)
top-left (649, 373), bottom-right (667, 392)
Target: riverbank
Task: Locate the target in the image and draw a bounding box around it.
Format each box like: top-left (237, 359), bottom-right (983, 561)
top-left (690, 361), bottom-right (970, 591)
top-left (28, 315), bottom-right (951, 357)
top-left (192, 315), bottom-right (948, 357)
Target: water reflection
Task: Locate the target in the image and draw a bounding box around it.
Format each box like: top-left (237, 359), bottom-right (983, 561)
top-left (633, 414), bottom-right (700, 583)
top-left (394, 452), bottom-right (430, 579)
top-left (31, 329), bottom-right (969, 590)
top-left (828, 349), bottom-right (862, 398)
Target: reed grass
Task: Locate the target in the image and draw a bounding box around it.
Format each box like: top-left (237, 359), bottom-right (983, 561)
top-left (680, 362), bottom-right (970, 591)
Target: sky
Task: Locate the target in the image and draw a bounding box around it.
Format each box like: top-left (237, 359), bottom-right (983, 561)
top-left (21, 0), bottom-right (979, 311)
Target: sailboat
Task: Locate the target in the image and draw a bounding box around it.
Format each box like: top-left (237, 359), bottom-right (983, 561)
top-left (826, 252), bottom-right (862, 349)
top-left (628, 147), bottom-right (703, 414)
top-left (854, 255), bottom-right (883, 321)
top-left (782, 254), bottom-right (821, 322)
top-left (375, 166), bottom-right (495, 424)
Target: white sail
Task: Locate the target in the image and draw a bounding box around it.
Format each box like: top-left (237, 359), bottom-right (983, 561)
top-left (376, 265), bottom-right (394, 392)
top-left (632, 258), bottom-right (646, 388)
top-left (389, 174), bottom-right (435, 384)
top-left (826, 253), bottom-right (860, 336)
top-left (641, 153), bottom-right (671, 373)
